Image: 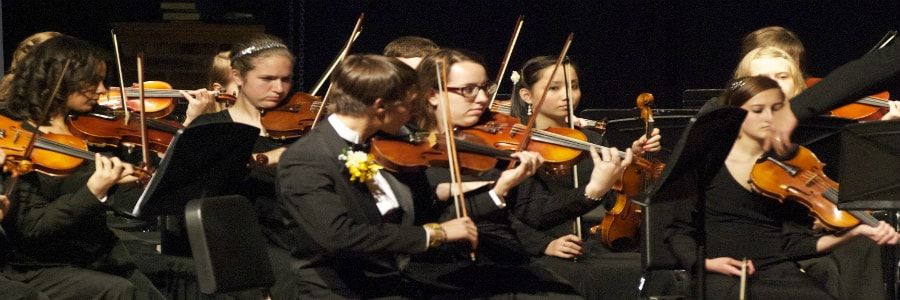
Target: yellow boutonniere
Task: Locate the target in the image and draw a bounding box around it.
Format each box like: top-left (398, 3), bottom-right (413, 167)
top-left (338, 147), bottom-right (383, 183)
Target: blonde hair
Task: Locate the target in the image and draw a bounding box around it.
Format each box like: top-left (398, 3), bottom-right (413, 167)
top-left (734, 46), bottom-right (805, 99)
top-left (740, 26), bottom-right (806, 72)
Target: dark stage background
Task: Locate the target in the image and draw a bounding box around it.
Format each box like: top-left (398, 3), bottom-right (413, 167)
top-left (3, 0), bottom-right (899, 110)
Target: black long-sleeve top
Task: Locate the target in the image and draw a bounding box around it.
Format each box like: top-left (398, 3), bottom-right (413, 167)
top-left (671, 165), bottom-right (821, 271)
top-left (3, 162), bottom-right (139, 267)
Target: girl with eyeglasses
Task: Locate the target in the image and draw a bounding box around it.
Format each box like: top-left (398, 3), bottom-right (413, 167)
top-left (401, 48), bottom-right (625, 298)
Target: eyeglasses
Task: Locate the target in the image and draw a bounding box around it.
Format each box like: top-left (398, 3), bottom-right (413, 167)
top-left (445, 82), bottom-right (498, 99)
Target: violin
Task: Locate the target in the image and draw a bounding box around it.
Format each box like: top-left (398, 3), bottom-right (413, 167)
top-left (464, 113), bottom-right (583, 175)
top-left (463, 113), bottom-right (653, 177)
top-left (259, 13), bottom-right (365, 140)
top-left (260, 92), bottom-right (322, 140)
top-left (806, 77), bottom-right (893, 121)
top-left (99, 81), bottom-right (236, 119)
top-left (749, 144), bottom-right (879, 230)
top-left (65, 107), bottom-right (182, 154)
top-left (593, 93), bottom-right (665, 251)
top-left (0, 114), bottom-right (149, 182)
top-left (371, 130), bottom-right (515, 176)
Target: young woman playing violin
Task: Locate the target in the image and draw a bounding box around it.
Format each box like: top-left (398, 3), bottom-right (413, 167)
top-left (734, 44), bottom-right (897, 300)
top-left (507, 55), bottom-right (659, 299)
top-left (401, 48), bottom-right (589, 298)
top-left (186, 34), bottom-right (295, 246)
top-left (672, 76), bottom-right (900, 300)
top-left (0, 35), bottom-right (164, 299)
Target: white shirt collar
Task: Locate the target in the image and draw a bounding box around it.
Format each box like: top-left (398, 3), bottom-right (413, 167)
top-left (327, 114), bottom-right (362, 144)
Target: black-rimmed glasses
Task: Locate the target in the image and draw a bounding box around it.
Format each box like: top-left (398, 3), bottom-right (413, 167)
top-left (445, 82), bottom-right (498, 99)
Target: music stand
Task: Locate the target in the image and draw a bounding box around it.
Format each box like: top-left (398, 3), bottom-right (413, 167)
top-left (681, 89), bottom-right (724, 109)
top-left (638, 107), bottom-right (747, 299)
top-left (837, 120), bottom-right (900, 300)
top-left (581, 108), bottom-right (698, 157)
top-left (128, 122), bottom-right (260, 217)
top-left (838, 120), bottom-right (900, 210)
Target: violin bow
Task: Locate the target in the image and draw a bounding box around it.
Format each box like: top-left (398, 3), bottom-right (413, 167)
top-left (512, 33), bottom-right (575, 163)
top-left (489, 15), bottom-right (524, 108)
top-left (110, 29), bottom-right (131, 125)
top-left (436, 60), bottom-right (476, 261)
top-left (562, 61), bottom-right (583, 241)
top-left (310, 13), bottom-right (364, 96)
top-left (310, 13), bottom-right (365, 129)
top-left (739, 258), bottom-right (748, 300)
top-left (135, 53), bottom-right (152, 169)
top-left (4, 60), bottom-right (71, 197)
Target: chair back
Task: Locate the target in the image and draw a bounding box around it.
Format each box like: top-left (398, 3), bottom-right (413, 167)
top-left (184, 195), bottom-right (274, 294)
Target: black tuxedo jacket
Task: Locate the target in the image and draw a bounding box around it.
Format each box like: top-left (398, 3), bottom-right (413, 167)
top-left (275, 121), bottom-right (427, 282)
top-left (790, 38), bottom-right (900, 120)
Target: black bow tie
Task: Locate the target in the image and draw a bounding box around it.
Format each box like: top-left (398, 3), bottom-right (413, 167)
top-left (348, 141), bottom-right (370, 152)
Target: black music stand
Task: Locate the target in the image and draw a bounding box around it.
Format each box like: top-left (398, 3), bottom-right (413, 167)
top-left (128, 122), bottom-right (259, 217)
top-left (838, 121), bottom-right (900, 209)
top-left (791, 116), bottom-right (856, 179)
top-left (580, 108), bottom-right (698, 156)
top-left (681, 89), bottom-right (724, 109)
top-left (836, 120), bottom-right (900, 300)
top-left (638, 107), bottom-right (747, 299)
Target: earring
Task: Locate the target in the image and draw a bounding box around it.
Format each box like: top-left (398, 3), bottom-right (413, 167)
top-left (527, 104), bottom-right (532, 116)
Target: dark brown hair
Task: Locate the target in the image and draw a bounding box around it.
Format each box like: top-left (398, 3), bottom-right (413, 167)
top-left (510, 55), bottom-right (580, 123)
top-left (720, 76), bottom-right (783, 107)
top-left (411, 49), bottom-right (486, 131)
top-left (327, 54), bottom-right (417, 116)
top-left (383, 36), bottom-right (439, 58)
top-left (6, 35), bottom-right (107, 122)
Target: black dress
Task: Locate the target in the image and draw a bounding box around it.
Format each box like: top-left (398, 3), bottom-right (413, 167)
top-left (514, 129), bottom-right (643, 300)
top-left (684, 165), bottom-right (834, 300)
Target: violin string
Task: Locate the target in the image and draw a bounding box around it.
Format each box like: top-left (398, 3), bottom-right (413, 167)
top-left (514, 124), bottom-right (631, 158)
top-left (855, 97), bottom-right (891, 108)
top-left (798, 171), bottom-right (878, 225)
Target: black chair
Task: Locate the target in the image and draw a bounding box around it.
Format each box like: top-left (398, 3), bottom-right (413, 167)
top-left (184, 195), bottom-right (274, 296)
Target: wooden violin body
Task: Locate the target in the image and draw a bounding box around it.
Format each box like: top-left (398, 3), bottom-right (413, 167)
top-left (0, 114), bottom-right (93, 175)
top-left (749, 145), bottom-right (879, 230)
top-left (806, 77), bottom-right (892, 121)
top-left (66, 109), bottom-right (181, 154)
top-left (260, 92), bottom-right (322, 140)
top-left (371, 131), bottom-right (513, 176)
top-left (463, 113), bottom-right (584, 175)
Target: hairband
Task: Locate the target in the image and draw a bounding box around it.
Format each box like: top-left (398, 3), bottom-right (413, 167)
top-left (232, 42), bottom-right (287, 60)
top-left (729, 80), bottom-right (745, 91)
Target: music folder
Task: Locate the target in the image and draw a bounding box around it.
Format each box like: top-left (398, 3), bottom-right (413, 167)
top-left (837, 120), bottom-right (900, 210)
top-left (128, 122), bottom-right (260, 217)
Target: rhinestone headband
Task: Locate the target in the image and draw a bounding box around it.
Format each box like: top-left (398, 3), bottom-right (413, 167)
top-left (729, 80), bottom-right (745, 91)
top-left (232, 42), bottom-right (288, 60)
